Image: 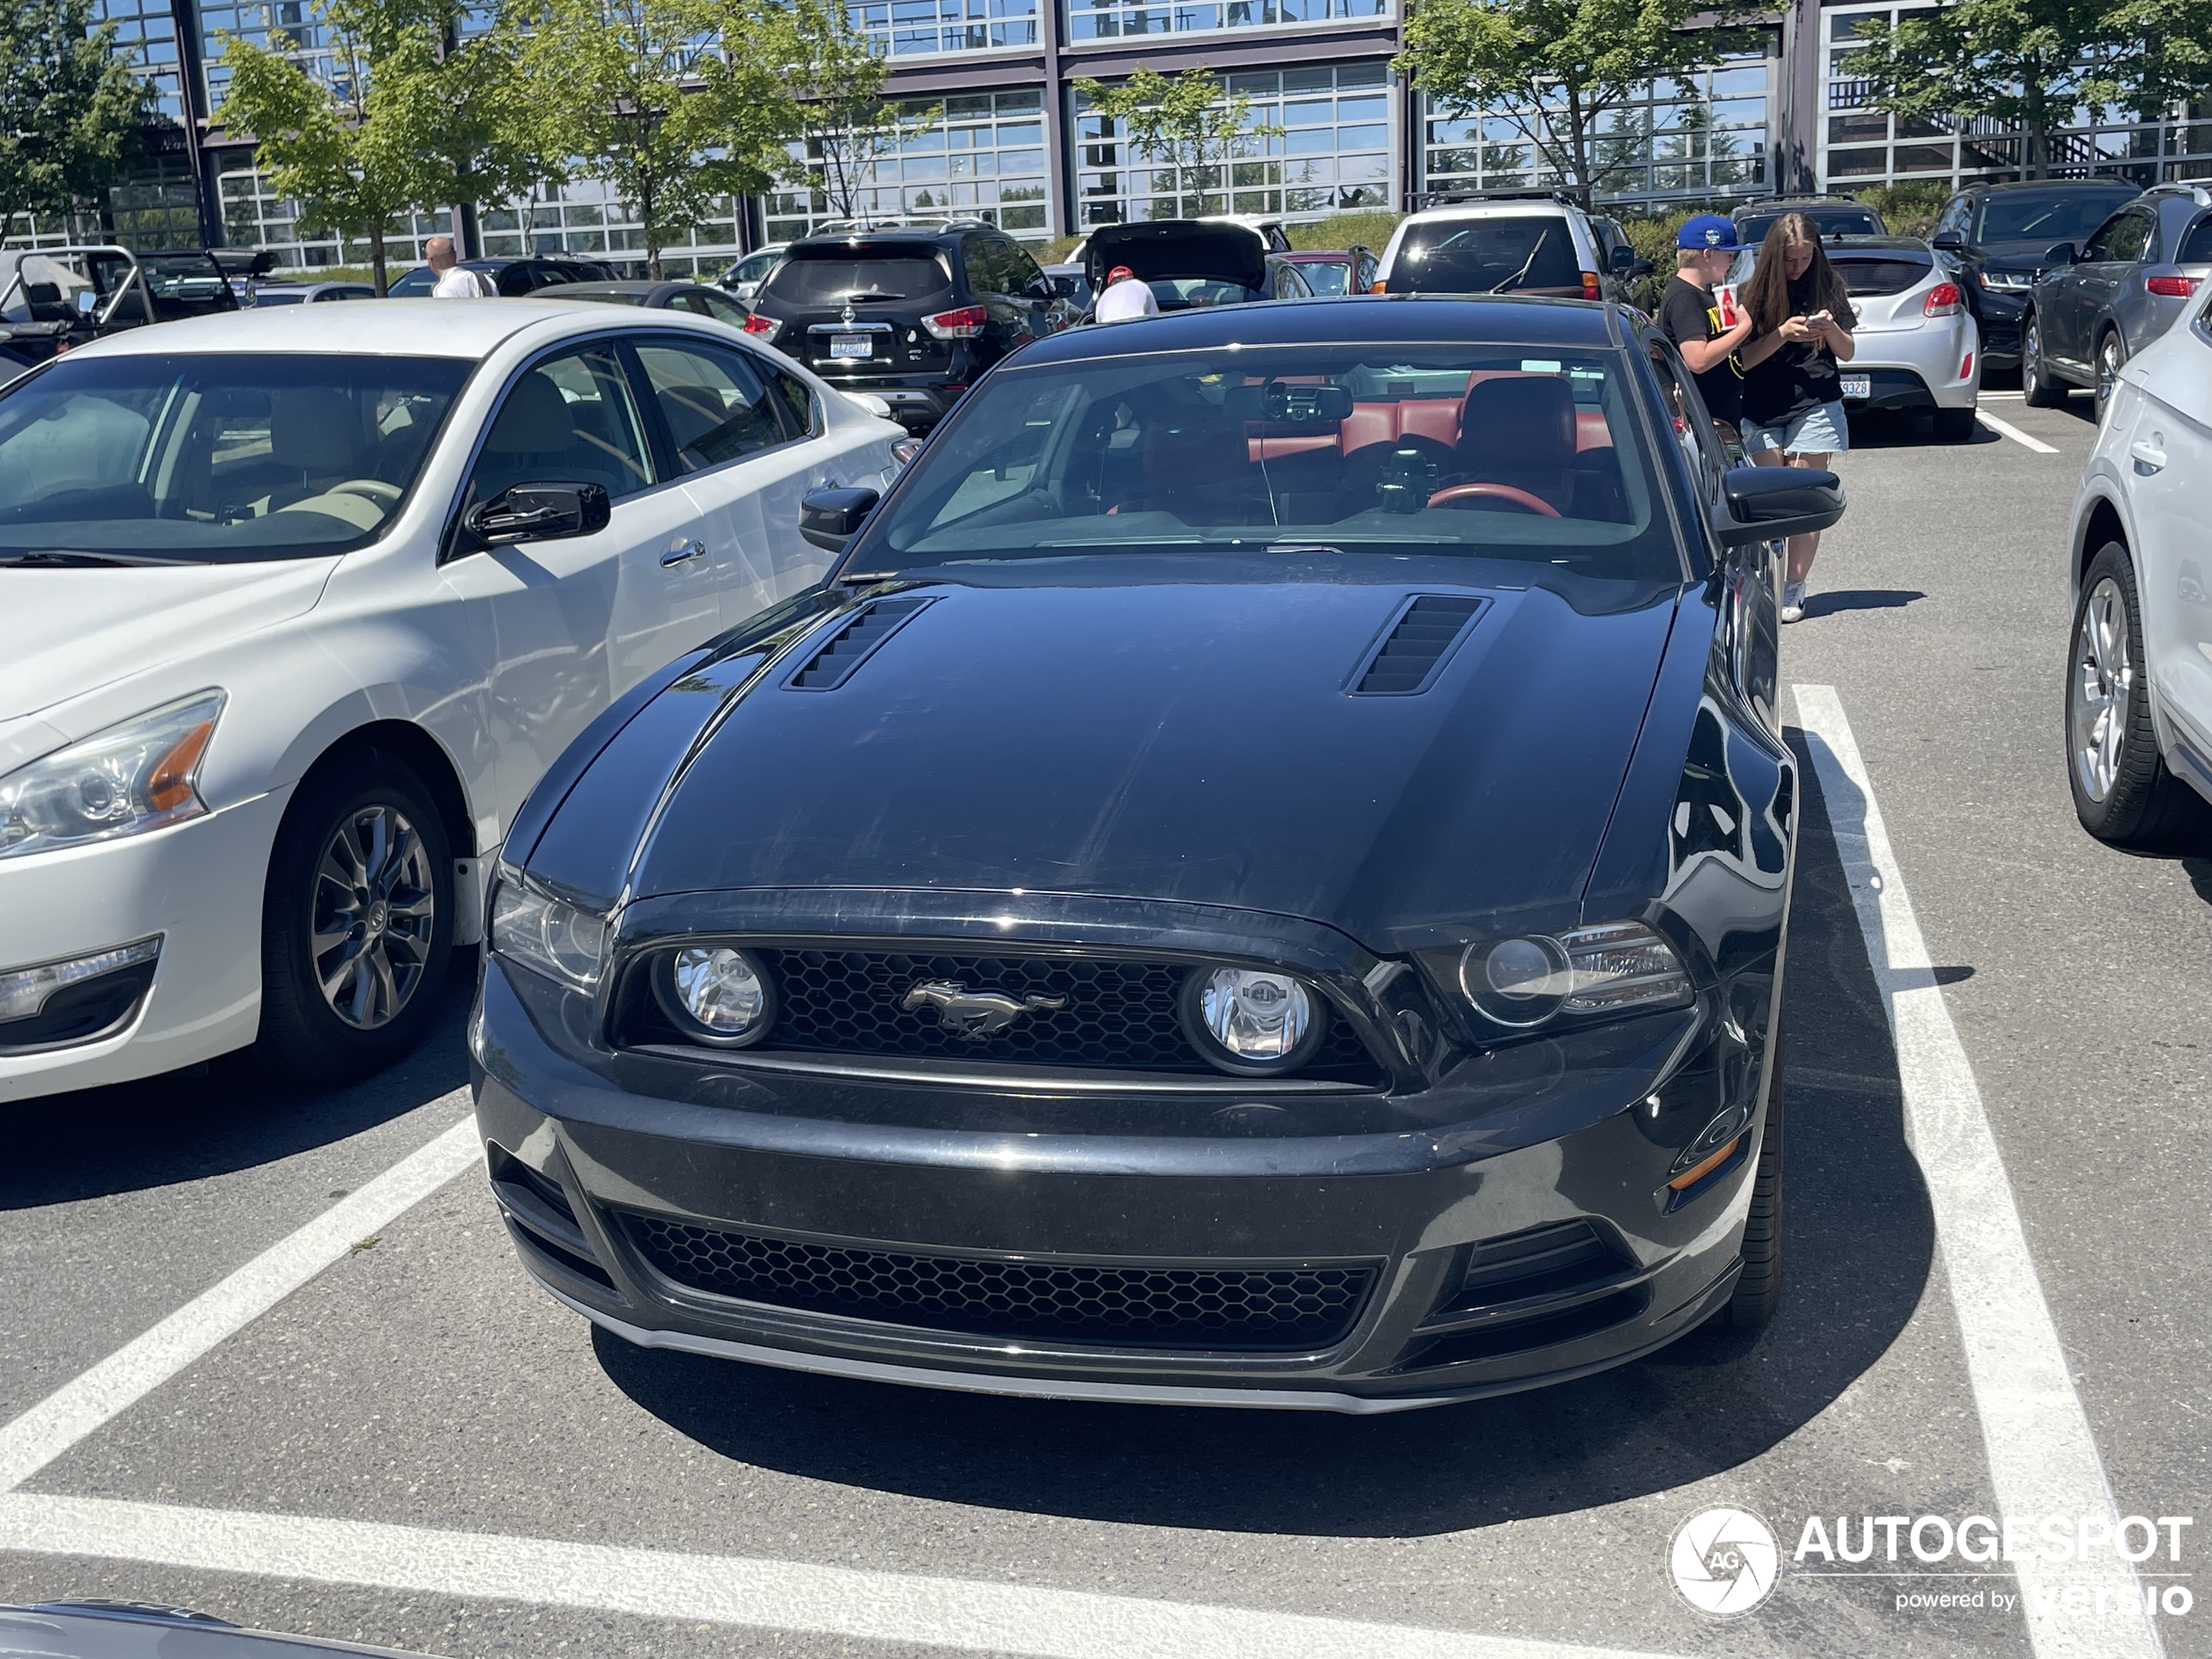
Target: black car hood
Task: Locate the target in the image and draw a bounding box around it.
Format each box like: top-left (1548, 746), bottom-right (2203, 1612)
top-left (1085, 223), bottom-right (1268, 292)
top-left (627, 566), bottom-right (1682, 949)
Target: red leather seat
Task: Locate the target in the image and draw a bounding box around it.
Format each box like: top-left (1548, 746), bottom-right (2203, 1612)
top-left (1452, 377), bottom-right (1580, 513)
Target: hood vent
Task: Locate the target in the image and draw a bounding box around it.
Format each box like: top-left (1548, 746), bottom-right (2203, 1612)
top-left (786, 596), bottom-right (934, 691)
top-left (1350, 595), bottom-right (1488, 696)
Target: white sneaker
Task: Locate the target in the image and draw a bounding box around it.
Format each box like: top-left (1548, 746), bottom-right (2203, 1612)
top-left (1781, 581), bottom-right (1806, 623)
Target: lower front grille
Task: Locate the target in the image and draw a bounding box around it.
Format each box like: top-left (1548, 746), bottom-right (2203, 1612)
top-left (626, 1213), bottom-right (1377, 1352)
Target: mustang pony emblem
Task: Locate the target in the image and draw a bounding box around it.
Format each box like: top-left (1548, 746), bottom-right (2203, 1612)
top-left (900, 980), bottom-right (1067, 1041)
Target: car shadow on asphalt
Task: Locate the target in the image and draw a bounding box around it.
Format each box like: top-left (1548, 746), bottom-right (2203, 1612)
top-left (593, 744), bottom-right (1939, 1538)
top-left (1802, 589), bottom-right (1925, 619)
top-left (1843, 410), bottom-right (1996, 450)
top-left (0, 954), bottom-right (476, 1211)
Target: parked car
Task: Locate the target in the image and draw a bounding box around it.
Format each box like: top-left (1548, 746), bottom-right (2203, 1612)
top-left (248, 280), bottom-right (378, 306)
top-left (0, 300), bottom-right (903, 1102)
top-left (1064, 213), bottom-right (1294, 271)
top-left (473, 293), bottom-right (1840, 1411)
top-left (1931, 178), bottom-right (2141, 371)
top-left (1081, 220), bottom-right (1317, 314)
top-left (1732, 196), bottom-right (1886, 247)
top-left (715, 243), bottom-right (787, 303)
top-left (1279, 246), bottom-right (1379, 296)
top-left (1725, 234), bottom-right (1981, 442)
top-left (0, 245), bottom-right (268, 368)
top-left (543, 279), bottom-right (754, 327)
top-left (2022, 183), bottom-right (2212, 420)
top-left (1377, 192), bottom-right (1649, 304)
top-left (741, 223), bottom-right (1074, 432)
top-left (2061, 284), bottom-right (2212, 851)
top-left (1042, 260), bottom-right (1092, 312)
top-left (384, 255), bottom-right (618, 297)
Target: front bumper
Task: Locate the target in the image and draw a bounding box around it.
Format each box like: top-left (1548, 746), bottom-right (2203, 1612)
top-left (0, 789), bottom-right (287, 1102)
top-left (470, 940), bottom-right (1774, 1408)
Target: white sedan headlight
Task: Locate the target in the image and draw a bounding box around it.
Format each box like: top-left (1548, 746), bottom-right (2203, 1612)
top-left (0, 691), bottom-right (225, 861)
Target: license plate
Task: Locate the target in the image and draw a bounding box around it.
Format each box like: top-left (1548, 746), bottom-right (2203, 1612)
top-left (828, 334), bottom-right (872, 361)
top-left (1840, 373), bottom-right (1871, 401)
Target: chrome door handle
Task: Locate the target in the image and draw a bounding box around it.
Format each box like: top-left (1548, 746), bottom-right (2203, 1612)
top-left (2130, 437), bottom-right (2166, 474)
top-left (662, 538), bottom-right (707, 567)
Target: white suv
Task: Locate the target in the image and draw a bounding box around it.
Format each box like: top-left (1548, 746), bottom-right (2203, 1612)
top-left (1374, 193), bottom-right (1649, 304)
top-left (2062, 283), bottom-right (2212, 848)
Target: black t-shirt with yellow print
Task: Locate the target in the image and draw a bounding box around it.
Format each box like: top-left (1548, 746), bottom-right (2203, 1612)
top-left (1656, 274), bottom-right (1742, 425)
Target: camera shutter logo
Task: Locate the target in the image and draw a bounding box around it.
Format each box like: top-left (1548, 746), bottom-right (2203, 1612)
top-left (1669, 1507), bottom-right (1780, 1615)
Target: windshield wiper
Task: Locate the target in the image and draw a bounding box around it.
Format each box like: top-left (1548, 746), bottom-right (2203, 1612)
top-left (0, 549), bottom-right (186, 567)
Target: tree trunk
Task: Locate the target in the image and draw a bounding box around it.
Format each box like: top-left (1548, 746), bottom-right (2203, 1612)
top-left (370, 225), bottom-right (388, 296)
top-left (641, 178), bottom-right (661, 280)
top-left (2024, 78), bottom-right (2048, 180)
top-left (1563, 89), bottom-right (1590, 206)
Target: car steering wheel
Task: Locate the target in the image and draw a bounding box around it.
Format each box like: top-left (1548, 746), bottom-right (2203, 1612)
top-left (1426, 482), bottom-right (1560, 516)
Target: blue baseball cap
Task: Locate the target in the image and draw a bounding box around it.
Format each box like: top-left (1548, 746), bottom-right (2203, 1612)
top-left (1676, 213), bottom-right (1741, 251)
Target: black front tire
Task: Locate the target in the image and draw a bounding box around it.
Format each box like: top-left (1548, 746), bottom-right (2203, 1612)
top-left (2021, 312), bottom-right (2067, 408)
top-left (2066, 543), bottom-right (2212, 853)
top-left (1723, 1021), bottom-right (1785, 1331)
top-left (253, 753), bottom-right (455, 1085)
top-left (1932, 406), bottom-right (1978, 443)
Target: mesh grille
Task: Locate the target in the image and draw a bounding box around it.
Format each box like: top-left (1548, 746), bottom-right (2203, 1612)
top-left (628, 1214), bottom-right (1376, 1350)
top-left (756, 949), bottom-right (1378, 1078)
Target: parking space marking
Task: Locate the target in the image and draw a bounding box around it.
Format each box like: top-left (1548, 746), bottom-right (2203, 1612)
top-left (1794, 687), bottom-right (2160, 1659)
top-left (1974, 411), bottom-right (2062, 454)
top-left (0, 1492), bottom-right (1694, 1659)
top-left (0, 1101), bottom-right (478, 1494)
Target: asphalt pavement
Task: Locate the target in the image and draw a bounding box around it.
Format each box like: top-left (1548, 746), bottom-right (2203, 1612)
top-left (1, 384), bottom-right (2203, 1659)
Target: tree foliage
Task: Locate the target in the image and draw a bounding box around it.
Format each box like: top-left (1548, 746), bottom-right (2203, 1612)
top-left (1393, 0), bottom-right (1755, 203)
top-left (1071, 66), bottom-right (1280, 219)
top-left (0, 0), bottom-right (151, 235)
top-left (755, 0), bottom-right (904, 221)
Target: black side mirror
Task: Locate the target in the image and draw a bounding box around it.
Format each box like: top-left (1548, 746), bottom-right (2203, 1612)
top-left (1716, 465), bottom-right (1845, 547)
top-left (1932, 230), bottom-right (1966, 253)
top-left (464, 482), bottom-right (610, 546)
top-left (800, 485), bottom-right (880, 552)
top-left (1608, 244), bottom-right (1636, 273)
top-left (1026, 279), bottom-right (1054, 302)
top-left (2043, 242), bottom-right (2077, 267)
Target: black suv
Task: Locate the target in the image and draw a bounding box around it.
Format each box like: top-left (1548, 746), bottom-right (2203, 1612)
top-left (385, 255), bottom-right (618, 297)
top-left (1732, 195), bottom-right (1887, 246)
top-left (1929, 179), bottom-right (2141, 368)
top-left (742, 222), bottom-right (1073, 431)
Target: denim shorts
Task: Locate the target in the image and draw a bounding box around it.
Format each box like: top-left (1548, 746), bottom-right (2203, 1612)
top-left (1741, 401), bottom-right (1848, 457)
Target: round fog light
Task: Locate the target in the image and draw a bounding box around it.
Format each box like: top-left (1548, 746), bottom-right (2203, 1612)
top-left (1182, 967), bottom-right (1326, 1075)
top-left (657, 946), bottom-right (775, 1048)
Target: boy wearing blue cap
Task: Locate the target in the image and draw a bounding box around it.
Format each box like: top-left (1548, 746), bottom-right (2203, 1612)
top-left (1657, 213), bottom-right (1755, 443)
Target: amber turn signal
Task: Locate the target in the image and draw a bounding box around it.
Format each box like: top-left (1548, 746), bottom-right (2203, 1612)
top-left (146, 718), bottom-right (215, 813)
top-left (1668, 1136), bottom-right (1742, 1191)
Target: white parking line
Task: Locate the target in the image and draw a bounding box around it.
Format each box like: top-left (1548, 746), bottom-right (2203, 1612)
top-left (0, 1101), bottom-right (479, 1494)
top-left (0, 1494), bottom-right (1690, 1659)
top-left (1976, 410), bottom-right (2062, 454)
top-left (1792, 686), bottom-right (2160, 1659)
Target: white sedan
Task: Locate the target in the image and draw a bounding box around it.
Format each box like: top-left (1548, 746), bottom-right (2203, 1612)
top-left (2063, 284), bottom-right (2212, 848)
top-left (0, 300), bottom-right (903, 1101)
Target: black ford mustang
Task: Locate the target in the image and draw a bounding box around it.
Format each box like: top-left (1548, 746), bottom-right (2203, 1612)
top-left (469, 296), bottom-right (1842, 1411)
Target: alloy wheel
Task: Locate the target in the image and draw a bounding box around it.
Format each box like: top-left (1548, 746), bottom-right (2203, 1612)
top-left (2070, 576), bottom-right (2132, 803)
top-left (2024, 320), bottom-right (2044, 397)
top-left (311, 804), bottom-right (436, 1029)
top-left (2095, 334), bottom-right (2123, 421)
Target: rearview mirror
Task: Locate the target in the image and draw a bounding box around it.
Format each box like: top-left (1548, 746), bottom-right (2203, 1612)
top-left (2042, 242), bottom-right (2077, 268)
top-left (1224, 381), bottom-right (1355, 423)
top-left (1715, 465), bottom-right (1845, 547)
top-left (464, 482), bottom-right (611, 547)
top-left (800, 485), bottom-right (880, 552)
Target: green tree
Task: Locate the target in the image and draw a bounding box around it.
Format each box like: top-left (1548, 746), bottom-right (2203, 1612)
top-left (755, 0), bottom-right (903, 222)
top-left (1071, 66), bottom-right (1282, 219)
top-left (1393, 0), bottom-right (1755, 204)
top-left (0, 0), bottom-right (151, 239)
top-left (522, 0), bottom-right (790, 277)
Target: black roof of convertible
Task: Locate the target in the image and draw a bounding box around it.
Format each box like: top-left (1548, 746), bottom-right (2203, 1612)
top-left (1013, 293), bottom-right (1627, 369)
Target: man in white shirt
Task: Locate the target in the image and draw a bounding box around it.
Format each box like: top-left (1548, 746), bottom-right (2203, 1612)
top-left (1094, 264), bottom-right (1157, 323)
top-left (425, 236), bottom-right (493, 298)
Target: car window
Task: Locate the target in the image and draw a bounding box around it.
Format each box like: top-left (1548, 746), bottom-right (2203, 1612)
top-left (494, 265), bottom-right (536, 297)
top-left (860, 344), bottom-right (1680, 583)
top-left (965, 237), bottom-right (1019, 295)
top-left (762, 248), bottom-right (955, 308)
top-left (1976, 192), bottom-right (2136, 244)
top-left (1642, 335), bottom-right (1727, 493)
top-left (769, 366), bottom-right (818, 438)
top-left (0, 352), bottom-right (469, 563)
top-left (1298, 260), bottom-right (1352, 296)
top-left (2087, 209), bottom-right (2155, 264)
top-left (1005, 242), bottom-right (1047, 297)
top-left (465, 345), bottom-right (652, 513)
top-left (632, 339), bottom-right (788, 471)
top-left (1274, 264), bottom-right (1313, 299)
top-left (733, 250), bottom-right (779, 284)
top-left (1935, 196), bottom-right (1969, 239)
top-left (682, 289), bottom-right (750, 325)
top-left (2180, 217), bottom-right (2212, 263)
top-left (1830, 255), bottom-right (1934, 295)
top-left (1387, 216), bottom-right (1581, 294)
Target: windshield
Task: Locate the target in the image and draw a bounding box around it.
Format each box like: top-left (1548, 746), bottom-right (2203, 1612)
top-left (1149, 277), bottom-right (1262, 309)
top-left (731, 250), bottom-right (779, 283)
top-left (855, 344), bottom-right (1680, 582)
top-left (1830, 255), bottom-right (1932, 295)
top-left (1296, 260), bottom-right (1354, 295)
top-left (1386, 218), bottom-right (1581, 295)
top-left (0, 352), bottom-right (470, 564)
top-left (1976, 191), bottom-right (2137, 244)
top-left (1737, 206), bottom-right (1883, 244)
top-left (762, 251), bottom-right (953, 307)
top-left (253, 287), bottom-right (311, 306)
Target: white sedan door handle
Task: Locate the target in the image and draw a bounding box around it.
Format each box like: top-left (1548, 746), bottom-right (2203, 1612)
top-left (2130, 436), bottom-right (2166, 474)
top-left (662, 538), bottom-right (708, 567)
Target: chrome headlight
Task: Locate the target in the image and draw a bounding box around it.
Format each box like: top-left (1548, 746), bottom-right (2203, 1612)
top-left (654, 945), bottom-right (776, 1047)
top-left (1979, 270), bottom-right (2034, 292)
top-left (0, 691), bottom-right (225, 860)
top-left (1181, 966), bottom-right (1327, 1076)
top-left (1459, 921), bottom-right (1690, 1028)
top-left (488, 868), bottom-right (610, 993)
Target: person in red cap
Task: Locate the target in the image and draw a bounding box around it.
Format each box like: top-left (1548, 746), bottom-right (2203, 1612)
top-left (1095, 263), bottom-right (1158, 323)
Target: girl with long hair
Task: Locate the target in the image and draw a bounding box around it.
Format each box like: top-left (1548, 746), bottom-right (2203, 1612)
top-left (1737, 212), bottom-right (1857, 622)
